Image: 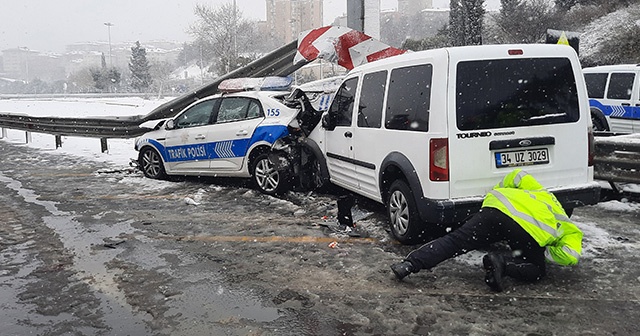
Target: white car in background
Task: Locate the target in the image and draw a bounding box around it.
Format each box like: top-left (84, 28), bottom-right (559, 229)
top-left (583, 64), bottom-right (640, 133)
top-left (134, 77), bottom-right (300, 195)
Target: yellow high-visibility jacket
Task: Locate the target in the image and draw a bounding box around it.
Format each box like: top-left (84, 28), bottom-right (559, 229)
top-left (482, 169), bottom-right (582, 266)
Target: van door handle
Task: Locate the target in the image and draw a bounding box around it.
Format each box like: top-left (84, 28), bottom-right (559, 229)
top-left (195, 134), bottom-right (206, 140)
top-left (621, 103), bottom-right (631, 106)
top-left (344, 131), bottom-right (353, 138)
top-left (236, 130), bottom-right (248, 136)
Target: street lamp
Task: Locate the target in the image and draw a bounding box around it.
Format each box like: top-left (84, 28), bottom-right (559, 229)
top-left (104, 22), bottom-right (114, 67)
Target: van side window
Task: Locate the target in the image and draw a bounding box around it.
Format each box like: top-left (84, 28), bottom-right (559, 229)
top-left (358, 71), bottom-right (387, 128)
top-left (584, 73), bottom-right (608, 99)
top-left (328, 77), bottom-right (358, 127)
top-left (606, 73), bottom-right (635, 100)
top-left (385, 65), bottom-right (432, 131)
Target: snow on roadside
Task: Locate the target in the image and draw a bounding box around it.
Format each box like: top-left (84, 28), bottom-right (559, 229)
top-left (594, 198), bottom-right (640, 212)
top-left (0, 97), bottom-right (166, 168)
top-left (0, 96), bottom-right (173, 118)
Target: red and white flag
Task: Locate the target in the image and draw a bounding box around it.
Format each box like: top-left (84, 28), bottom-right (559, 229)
top-left (294, 26), bottom-right (407, 70)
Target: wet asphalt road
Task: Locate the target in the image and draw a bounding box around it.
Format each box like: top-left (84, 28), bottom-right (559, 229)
top-left (1, 139), bottom-right (639, 336)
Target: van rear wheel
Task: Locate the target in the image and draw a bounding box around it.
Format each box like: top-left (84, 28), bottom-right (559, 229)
top-left (387, 180), bottom-right (422, 245)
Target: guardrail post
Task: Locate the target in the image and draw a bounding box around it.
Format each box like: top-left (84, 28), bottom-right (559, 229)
top-left (100, 138), bottom-right (108, 153)
top-left (25, 131), bottom-right (32, 144)
top-left (55, 135), bottom-right (63, 149)
top-left (1, 128), bottom-right (6, 139)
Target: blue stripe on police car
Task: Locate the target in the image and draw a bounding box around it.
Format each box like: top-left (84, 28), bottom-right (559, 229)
top-left (143, 125), bottom-right (289, 163)
top-left (590, 99), bottom-right (634, 119)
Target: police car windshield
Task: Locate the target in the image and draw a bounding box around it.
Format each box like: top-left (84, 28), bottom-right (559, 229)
top-left (456, 58), bottom-right (580, 131)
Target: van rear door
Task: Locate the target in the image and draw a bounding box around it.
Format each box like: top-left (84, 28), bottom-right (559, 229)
top-left (447, 45), bottom-right (590, 198)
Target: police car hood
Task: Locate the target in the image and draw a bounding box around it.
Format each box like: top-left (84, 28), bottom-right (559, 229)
top-left (139, 118), bottom-right (170, 131)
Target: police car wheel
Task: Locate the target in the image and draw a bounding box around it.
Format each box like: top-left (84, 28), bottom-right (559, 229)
top-left (252, 153), bottom-right (288, 195)
top-left (591, 115), bottom-right (607, 132)
top-left (139, 147), bottom-right (167, 179)
top-left (387, 180), bottom-right (422, 245)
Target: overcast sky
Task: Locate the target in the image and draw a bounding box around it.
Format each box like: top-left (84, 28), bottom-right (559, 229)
top-left (0, 0), bottom-right (499, 53)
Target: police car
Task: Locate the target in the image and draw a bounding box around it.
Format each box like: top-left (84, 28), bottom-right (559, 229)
top-left (134, 77), bottom-right (302, 195)
top-left (583, 64), bottom-right (640, 133)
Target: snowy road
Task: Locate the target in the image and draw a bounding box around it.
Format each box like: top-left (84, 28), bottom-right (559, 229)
top-left (1, 136), bottom-right (639, 335)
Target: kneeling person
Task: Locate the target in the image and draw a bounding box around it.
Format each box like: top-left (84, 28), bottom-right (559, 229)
top-left (390, 169), bottom-right (582, 292)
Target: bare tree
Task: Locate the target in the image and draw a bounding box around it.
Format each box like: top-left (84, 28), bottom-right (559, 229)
top-left (189, 2), bottom-right (259, 75)
top-left (150, 60), bottom-right (174, 98)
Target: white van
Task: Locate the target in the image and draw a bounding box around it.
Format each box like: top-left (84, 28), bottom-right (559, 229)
top-left (583, 64), bottom-right (640, 133)
top-left (276, 44), bottom-right (601, 244)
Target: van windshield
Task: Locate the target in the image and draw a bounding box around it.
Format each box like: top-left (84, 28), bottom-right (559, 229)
top-left (456, 58), bottom-right (580, 131)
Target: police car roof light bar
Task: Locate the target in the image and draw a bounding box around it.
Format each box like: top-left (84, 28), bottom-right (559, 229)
top-left (218, 76), bottom-right (292, 93)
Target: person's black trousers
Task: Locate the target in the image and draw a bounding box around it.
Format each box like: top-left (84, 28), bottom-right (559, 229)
top-left (405, 207), bottom-right (547, 282)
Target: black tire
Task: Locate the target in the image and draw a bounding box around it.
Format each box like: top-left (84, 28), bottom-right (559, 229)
top-left (138, 147), bottom-right (167, 179)
top-left (309, 156), bottom-right (329, 192)
top-left (252, 153), bottom-right (289, 195)
top-left (592, 115), bottom-right (607, 132)
top-left (591, 110), bottom-right (609, 131)
top-left (387, 180), bottom-right (422, 245)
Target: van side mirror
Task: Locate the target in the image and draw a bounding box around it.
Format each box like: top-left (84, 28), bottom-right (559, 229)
top-left (165, 119), bottom-right (175, 130)
top-left (322, 113), bottom-right (336, 131)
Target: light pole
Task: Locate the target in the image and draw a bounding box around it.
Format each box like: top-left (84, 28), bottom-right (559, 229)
top-left (104, 22), bottom-right (114, 67)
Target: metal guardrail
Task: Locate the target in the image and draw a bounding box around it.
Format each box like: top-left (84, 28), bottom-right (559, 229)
top-left (593, 133), bottom-right (640, 184)
top-left (0, 113), bottom-right (149, 138)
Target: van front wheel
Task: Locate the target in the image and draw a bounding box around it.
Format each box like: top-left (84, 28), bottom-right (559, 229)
top-left (387, 180), bottom-right (422, 245)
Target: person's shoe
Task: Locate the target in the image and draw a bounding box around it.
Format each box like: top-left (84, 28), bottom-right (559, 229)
top-left (390, 261), bottom-right (415, 280)
top-left (483, 253), bottom-right (505, 292)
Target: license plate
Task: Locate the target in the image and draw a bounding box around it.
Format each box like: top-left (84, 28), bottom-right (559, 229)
top-left (495, 148), bottom-right (549, 168)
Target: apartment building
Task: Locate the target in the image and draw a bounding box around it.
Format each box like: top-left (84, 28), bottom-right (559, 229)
top-left (266, 0), bottom-right (323, 43)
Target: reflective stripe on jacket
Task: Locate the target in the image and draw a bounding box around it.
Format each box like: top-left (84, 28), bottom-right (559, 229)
top-left (481, 169), bottom-right (582, 266)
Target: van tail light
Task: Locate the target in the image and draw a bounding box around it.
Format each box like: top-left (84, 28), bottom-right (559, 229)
top-left (430, 138), bottom-right (449, 181)
top-left (587, 126), bottom-right (594, 167)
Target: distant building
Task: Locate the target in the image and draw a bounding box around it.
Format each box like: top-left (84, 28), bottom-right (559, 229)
top-left (65, 41), bottom-right (181, 71)
top-left (266, 0), bottom-right (323, 43)
top-left (1, 48), bottom-right (65, 82)
top-left (0, 41), bottom-right (183, 83)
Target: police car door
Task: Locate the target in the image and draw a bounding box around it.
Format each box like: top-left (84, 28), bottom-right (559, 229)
top-left (208, 97), bottom-right (263, 171)
top-left (604, 72), bottom-right (637, 133)
top-left (163, 99), bottom-right (217, 172)
top-left (324, 77), bottom-right (359, 189)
